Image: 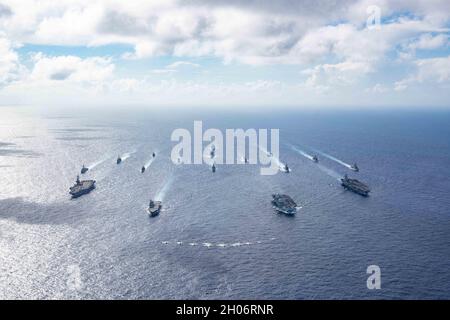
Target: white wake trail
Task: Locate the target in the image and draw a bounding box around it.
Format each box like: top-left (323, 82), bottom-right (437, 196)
top-left (258, 146), bottom-right (288, 172)
top-left (155, 175), bottom-right (174, 202)
top-left (313, 149), bottom-right (353, 169)
top-left (289, 143), bottom-right (341, 180)
top-left (144, 157), bottom-right (155, 169)
top-left (121, 150), bottom-right (136, 162)
top-left (288, 144), bottom-right (315, 161)
top-left (87, 155), bottom-right (110, 170)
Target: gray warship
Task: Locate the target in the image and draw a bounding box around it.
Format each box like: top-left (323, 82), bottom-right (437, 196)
top-left (141, 166), bottom-right (146, 173)
top-left (341, 174), bottom-right (370, 196)
top-left (148, 200), bottom-right (162, 217)
top-left (271, 194), bottom-right (297, 215)
top-left (81, 165), bottom-right (88, 174)
top-left (116, 155), bottom-right (122, 164)
top-left (69, 175), bottom-right (96, 198)
top-left (212, 163), bottom-right (216, 173)
top-left (312, 155), bottom-right (319, 163)
top-left (350, 163), bottom-right (359, 172)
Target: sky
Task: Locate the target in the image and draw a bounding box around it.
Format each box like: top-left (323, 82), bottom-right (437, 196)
top-left (0, 0), bottom-right (449, 109)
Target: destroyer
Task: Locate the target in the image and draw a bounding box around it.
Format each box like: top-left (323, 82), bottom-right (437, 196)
top-left (350, 163), bottom-right (359, 172)
top-left (69, 175), bottom-right (96, 198)
top-left (271, 194), bottom-right (297, 215)
top-left (81, 165), bottom-right (88, 174)
top-left (341, 174), bottom-right (370, 196)
top-left (141, 166), bottom-right (146, 173)
top-left (117, 155), bottom-right (122, 164)
top-left (212, 163), bottom-right (216, 173)
top-left (312, 155), bottom-right (319, 163)
top-left (148, 200), bottom-right (162, 217)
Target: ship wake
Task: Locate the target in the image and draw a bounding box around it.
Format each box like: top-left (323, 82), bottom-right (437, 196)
top-left (155, 175), bottom-right (174, 202)
top-left (161, 237), bottom-right (277, 249)
top-left (87, 155), bottom-right (110, 170)
top-left (313, 149), bottom-right (353, 169)
top-left (288, 144), bottom-right (315, 161)
top-left (289, 143), bottom-right (341, 180)
top-left (258, 146), bottom-right (289, 172)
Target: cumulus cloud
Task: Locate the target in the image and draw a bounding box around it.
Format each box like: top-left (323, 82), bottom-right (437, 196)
top-left (1, 0), bottom-right (448, 64)
top-left (395, 55), bottom-right (450, 90)
top-left (0, 35), bottom-right (22, 87)
top-left (29, 55), bottom-right (114, 84)
top-left (0, 0), bottom-right (449, 107)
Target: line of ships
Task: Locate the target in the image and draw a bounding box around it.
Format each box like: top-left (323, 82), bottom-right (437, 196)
top-left (69, 152), bottom-right (370, 217)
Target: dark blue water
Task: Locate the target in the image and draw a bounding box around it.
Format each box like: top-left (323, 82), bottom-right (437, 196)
top-left (0, 108), bottom-right (449, 299)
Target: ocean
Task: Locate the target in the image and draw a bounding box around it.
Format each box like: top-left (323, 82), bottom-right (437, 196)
top-left (0, 107), bottom-right (449, 299)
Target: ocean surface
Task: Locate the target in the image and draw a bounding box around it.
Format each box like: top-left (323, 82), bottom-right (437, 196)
top-left (0, 107), bottom-right (449, 299)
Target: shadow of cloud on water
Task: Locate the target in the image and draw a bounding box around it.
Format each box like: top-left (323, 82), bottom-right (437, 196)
top-left (0, 142), bottom-right (41, 158)
top-left (0, 197), bottom-right (84, 225)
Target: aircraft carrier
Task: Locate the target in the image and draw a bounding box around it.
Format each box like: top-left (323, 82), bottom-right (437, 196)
top-left (341, 174), bottom-right (370, 196)
top-left (148, 200), bottom-right (162, 217)
top-left (69, 176), bottom-right (96, 198)
top-left (271, 194), bottom-right (297, 215)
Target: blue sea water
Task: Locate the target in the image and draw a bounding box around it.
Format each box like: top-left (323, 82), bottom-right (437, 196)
top-left (0, 107), bottom-right (449, 299)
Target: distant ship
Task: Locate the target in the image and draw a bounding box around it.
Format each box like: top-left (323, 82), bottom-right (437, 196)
top-left (81, 165), bottom-right (88, 174)
top-left (141, 166), bottom-right (146, 173)
top-left (152, 152), bottom-right (156, 158)
top-left (341, 174), bottom-right (370, 196)
top-left (312, 155), bottom-right (319, 163)
top-left (116, 155), bottom-right (122, 164)
top-left (244, 157), bottom-right (249, 164)
top-left (282, 164), bottom-right (290, 173)
top-left (350, 163), bottom-right (359, 172)
top-left (69, 175), bottom-right (96, 198)
top-left (212, 163), bottom-right (216, 173)
top-left (271, 194), bottom-right (297, 215)
top-left (148, 200), bottom-right (162, 217)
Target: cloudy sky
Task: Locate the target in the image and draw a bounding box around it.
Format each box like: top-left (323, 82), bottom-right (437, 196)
top-left (0, 0), bottom-right (449, 109)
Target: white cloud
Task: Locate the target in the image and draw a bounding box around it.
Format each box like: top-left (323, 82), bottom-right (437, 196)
top-left (0, 0), bottom-right (449, 107)
top-left (0, 35), bottom-right (22, 86)
top-left (395, 55), bottom-right (450, 90)
top-left (166, 61), bottom-right (200, 69)
top-left (1, 0), bottom-right (448, 64)
top-left (29, 55), bottom-right (114, 84)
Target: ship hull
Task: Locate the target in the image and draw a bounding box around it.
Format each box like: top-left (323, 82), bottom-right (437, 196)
top-left (341, 183), bottom-right (369, 196)
top-left (70, 185), bottom-right (95, 198)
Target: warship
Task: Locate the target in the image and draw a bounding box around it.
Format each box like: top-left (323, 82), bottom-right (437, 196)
top-left (212, 163), bottom-right (216, 173)
top-left (116, 155), bottom-right (122, 164)
top-left (271, 194), bottom-right (297, 215)
top-left (282, 164), bottom-right (290, 173)
top-left (148, 200), bottom-right (162, 217)
top-left (152, 152), bottom-right (156, 158)
top-left (69, 175), bottom-right (96, 198)
top-left (81, 165), bottom-right (88, 174)
top-left (350, 163), bottom-right (359, 172)
top-left (141, 166), bottom-right (146, 173)
top-left (312, 155), bottom-right (319, 163)
top-left (244, 157), bottom-right (249, 164)
top-left (341, 174), bottom-right (370, 196)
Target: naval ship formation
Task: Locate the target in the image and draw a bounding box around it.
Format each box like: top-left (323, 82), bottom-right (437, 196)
top-left (69, 148), bottom-right (371, 218)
